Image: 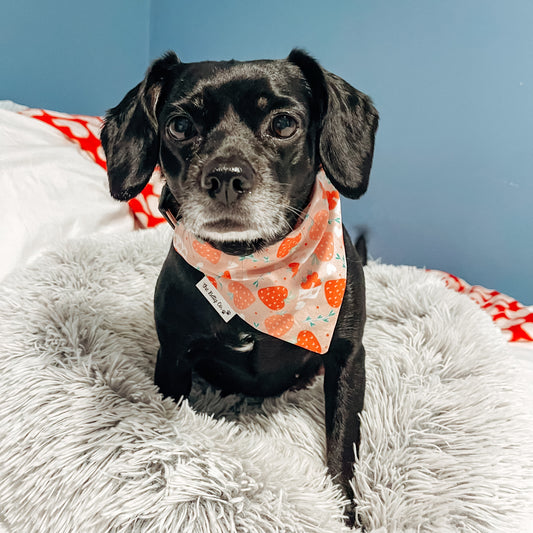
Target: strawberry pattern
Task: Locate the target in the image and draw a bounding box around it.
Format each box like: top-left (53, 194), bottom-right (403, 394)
top-left (301, 272), bottom-right (322, 289)
top-left (192, 240), bottom-right (221, 264)
top-left (324, 279), bottom-right (346, 308)
top-left (309, 210), bottom-right (329, 240)
top-left (296, 330), bottom-right (322, 352)
top-left (228, 281), bottom-right (255, 310)
top-left (172, 170), bottom-right (347, 354)
top-left (288, 263), bottom-right (300, 277)
top-left (315, 232), bottom-right (334, 261)
top-left (258, 286), bottom-right (289, 310)
top-left (277, 234), bottom-right (302, 258)
top-left (265, 314), bottom-right (295, 337)
top-left (325, 190), bottom-right (340, 210)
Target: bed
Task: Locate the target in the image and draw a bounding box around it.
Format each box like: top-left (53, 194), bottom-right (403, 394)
top-left (1, 101), bottom-right (532, 532)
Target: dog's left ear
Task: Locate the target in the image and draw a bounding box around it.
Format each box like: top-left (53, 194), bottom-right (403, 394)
top-left (101, 52), bottom-right (181, 201)
top-left (288, 49), bottom-right (379, 199)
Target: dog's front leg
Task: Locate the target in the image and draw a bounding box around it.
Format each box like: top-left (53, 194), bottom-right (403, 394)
top-left (153, 248), bottom-right (200, 403)
top-left (323, 342), bottom-right (366, 527)
top-left (154, 346), bottom-right (192, 402)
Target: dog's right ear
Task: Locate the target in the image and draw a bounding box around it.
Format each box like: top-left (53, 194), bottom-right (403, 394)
top-left (101, 52), bottom-right (181, 201)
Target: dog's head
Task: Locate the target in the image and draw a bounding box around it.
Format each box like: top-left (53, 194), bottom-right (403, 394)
top-left (101, 50), bottom-right (378, 255)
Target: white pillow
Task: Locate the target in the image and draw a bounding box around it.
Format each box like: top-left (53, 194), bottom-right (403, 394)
top-left (0, 103), bottom-right (134, 281)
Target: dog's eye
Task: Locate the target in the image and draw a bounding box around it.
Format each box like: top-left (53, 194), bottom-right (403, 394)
top-left (271, 115), bottom-right (298, 139)
top-left (167, 116), bottom-right (197, 141)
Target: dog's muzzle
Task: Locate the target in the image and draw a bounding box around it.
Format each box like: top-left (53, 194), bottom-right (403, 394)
top-left (200, 159), bottom-right (254, 206)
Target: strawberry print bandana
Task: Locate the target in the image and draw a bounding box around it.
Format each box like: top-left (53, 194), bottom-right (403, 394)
top-left (172, 170), bottom-right (347, 354)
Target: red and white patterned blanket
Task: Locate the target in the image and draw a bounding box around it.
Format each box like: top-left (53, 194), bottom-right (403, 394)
top-left (20, 107), bottom-right (533, 344)
top-left (431, 271), bottom-right (533, 343)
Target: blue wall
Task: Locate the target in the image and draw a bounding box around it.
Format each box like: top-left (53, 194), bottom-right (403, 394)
top-left (2, 1), bottom-right (532, 302)
top-left (0, 0), bottom-right (150, 115)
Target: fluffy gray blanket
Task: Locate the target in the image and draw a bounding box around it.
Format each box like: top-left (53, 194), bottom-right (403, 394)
top-left (0, 226), bottom-right (531, 532)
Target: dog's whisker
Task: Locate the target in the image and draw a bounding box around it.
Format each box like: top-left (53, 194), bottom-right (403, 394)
top-left (283, 204), bottom-right (306, 221)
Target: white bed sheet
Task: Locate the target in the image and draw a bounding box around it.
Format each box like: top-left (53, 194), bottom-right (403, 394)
top-left (0, 101), bottom-right (134, 282)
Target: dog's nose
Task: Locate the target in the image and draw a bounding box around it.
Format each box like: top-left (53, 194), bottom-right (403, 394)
top-left (200, 161), bottom-right (254, 206)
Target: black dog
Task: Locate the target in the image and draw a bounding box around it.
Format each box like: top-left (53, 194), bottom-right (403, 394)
top-left (101, 49), bottom-right (378, 526)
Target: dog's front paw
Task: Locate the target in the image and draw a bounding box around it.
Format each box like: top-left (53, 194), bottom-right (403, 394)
top-left (344, 500), bottom-right (365, 530)
top-left (156, 383), bottom-right (183, 403)
top-left (344, 500), bottom-right (356, 528)
top-left (154, 349), bottom-right (192, 403)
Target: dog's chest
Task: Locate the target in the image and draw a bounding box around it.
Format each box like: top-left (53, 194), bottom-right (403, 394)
top-left (223, 331), bottom-right (255, 353)
top-left (187, 322), bottom-right (321, 397)
top-left (164, 248), bottom-right (324, 393)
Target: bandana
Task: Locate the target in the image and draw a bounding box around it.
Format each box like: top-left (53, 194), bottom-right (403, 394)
top-left (171, 170), bottom-right (346, 354)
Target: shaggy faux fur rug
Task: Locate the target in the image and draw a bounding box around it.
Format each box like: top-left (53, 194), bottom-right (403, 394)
top-left (0, 226), bottom-right (532, 533)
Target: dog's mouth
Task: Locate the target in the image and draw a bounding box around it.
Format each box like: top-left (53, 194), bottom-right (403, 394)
top-left (177, 186), bottom-right (293, 253)
top-left (203, 218), bottom-right (251, 233)
top-left (196, 218), bottom-right (268, 248)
